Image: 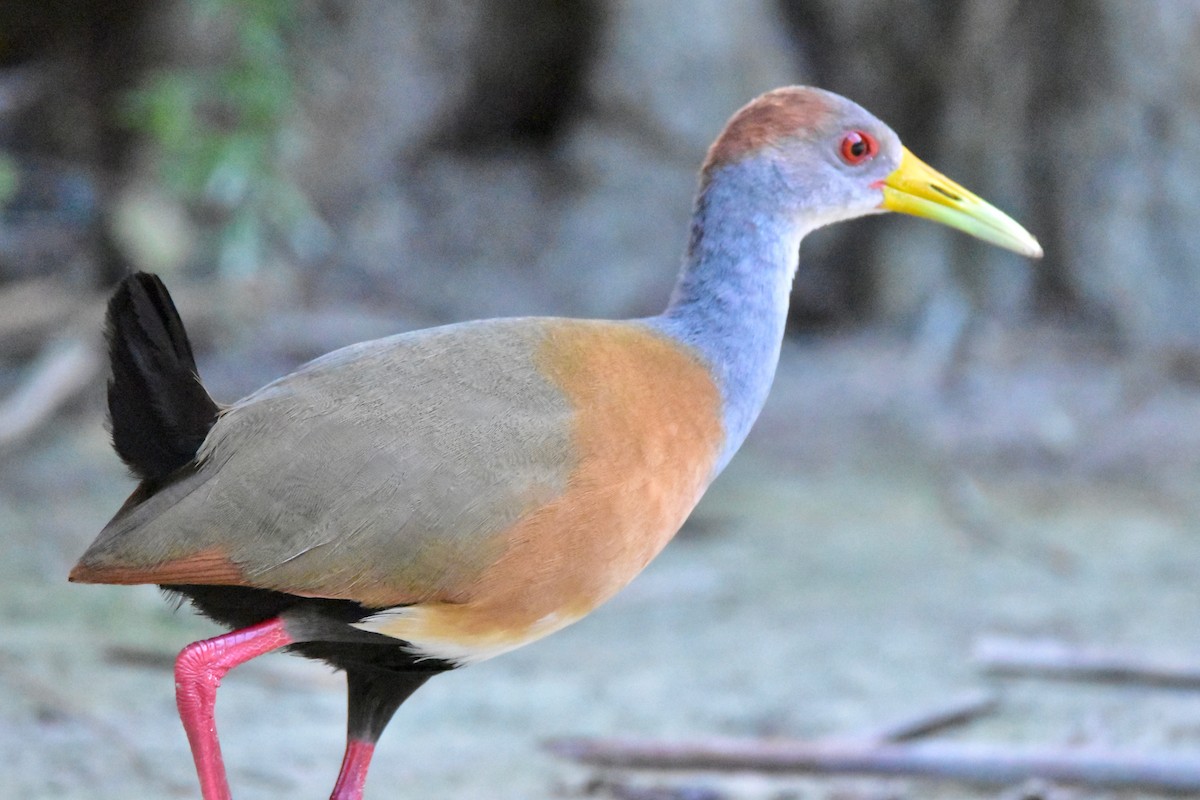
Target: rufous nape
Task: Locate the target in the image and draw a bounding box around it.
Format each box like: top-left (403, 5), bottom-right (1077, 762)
top-left (71, 87), bottom-right (1042, 800)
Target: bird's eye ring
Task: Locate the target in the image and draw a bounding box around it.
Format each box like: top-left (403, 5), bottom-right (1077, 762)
top-left (839, 130), bottom-right (878, 165)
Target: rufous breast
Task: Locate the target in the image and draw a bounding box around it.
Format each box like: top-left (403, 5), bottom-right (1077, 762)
top-left (358, 320), bottom-right (725, 663)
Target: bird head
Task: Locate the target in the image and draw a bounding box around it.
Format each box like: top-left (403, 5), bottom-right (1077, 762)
top-left (701, 86), bottom-right (1042, 258)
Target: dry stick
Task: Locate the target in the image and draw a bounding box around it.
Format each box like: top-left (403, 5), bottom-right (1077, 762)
top-left (552, 693), bottom-right (999, 797)
top-left (0, 333), bottom-right (102, 449)
top-left (831, 690), bottom-right (998, 745)
top-left (545, 737), bottom-right (1200, 794)
top-left (974, 636), bottom-right (1200, 689)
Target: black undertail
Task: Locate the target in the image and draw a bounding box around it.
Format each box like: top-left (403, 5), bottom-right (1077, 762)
top-left (165, 584), bottom-right (456, 674)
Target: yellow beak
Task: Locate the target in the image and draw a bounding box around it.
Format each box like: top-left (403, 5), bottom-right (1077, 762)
top-left (881, 148), bottom-right (1043, 259)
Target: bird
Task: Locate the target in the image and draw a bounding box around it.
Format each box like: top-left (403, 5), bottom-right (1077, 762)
top-left (70, 86), bottom-right (1042, 800)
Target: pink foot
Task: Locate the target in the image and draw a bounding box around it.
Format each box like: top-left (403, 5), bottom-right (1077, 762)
top-left (174, 617), bottom-right (294, 800)
top-left (330, 738), bottom-right (376, 800)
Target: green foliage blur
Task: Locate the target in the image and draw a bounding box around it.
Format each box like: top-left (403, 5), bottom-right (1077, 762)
top-left (122, 0), bottom-right (318, 278)
top-left (0, 153), bottom-right (18, 208)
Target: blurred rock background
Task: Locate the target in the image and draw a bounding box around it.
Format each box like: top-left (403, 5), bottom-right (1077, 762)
top-left (4, 0), bottom-right (1200, 340)
top-left (5, 2), bottom-right (1200, 799)
top-left (6, 0), bottom-right (1200, 461)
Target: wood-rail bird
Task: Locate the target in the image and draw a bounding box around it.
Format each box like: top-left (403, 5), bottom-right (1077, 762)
top-left (70, 86), bottom-right (1042, 800)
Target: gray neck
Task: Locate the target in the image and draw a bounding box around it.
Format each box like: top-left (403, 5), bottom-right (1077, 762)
top-left (648, 160), bottom-right (804, 474)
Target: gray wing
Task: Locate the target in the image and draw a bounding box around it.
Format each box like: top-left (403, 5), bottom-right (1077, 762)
top-left (81, 317), bottom-right (575, 605)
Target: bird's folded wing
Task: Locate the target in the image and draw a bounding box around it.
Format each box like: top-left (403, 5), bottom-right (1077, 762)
top-left (74, 318), bottom-right (576, 607)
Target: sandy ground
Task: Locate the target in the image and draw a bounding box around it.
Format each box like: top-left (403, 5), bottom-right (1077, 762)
top-left (4, 330), bottom-right (1200, 799)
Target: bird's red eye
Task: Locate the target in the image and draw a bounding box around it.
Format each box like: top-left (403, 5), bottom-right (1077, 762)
top-left (839, 130), bottom-right (878, 165)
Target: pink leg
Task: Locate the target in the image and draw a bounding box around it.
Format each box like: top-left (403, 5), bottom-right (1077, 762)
top-left (174, 617), bottom-right (295, 800)
top-left (329, 738), bottom-right (376, 800)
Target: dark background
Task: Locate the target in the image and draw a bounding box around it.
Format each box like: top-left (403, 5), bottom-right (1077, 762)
top-left (3, 2), bottom-right (1200, 798)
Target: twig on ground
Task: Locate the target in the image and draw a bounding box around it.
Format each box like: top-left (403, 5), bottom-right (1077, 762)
top-left (545, 736), bottom-right (1200, 794)
top-left (831, 690), bottom-right (999, 745)
top-left (974, 636), bottom-right (1200, 689)
top-left (579, 775), bottom-right (727, 800)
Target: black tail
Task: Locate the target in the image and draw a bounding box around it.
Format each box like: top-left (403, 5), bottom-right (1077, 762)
top-left (106, 272), bottom-right (220, 484)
